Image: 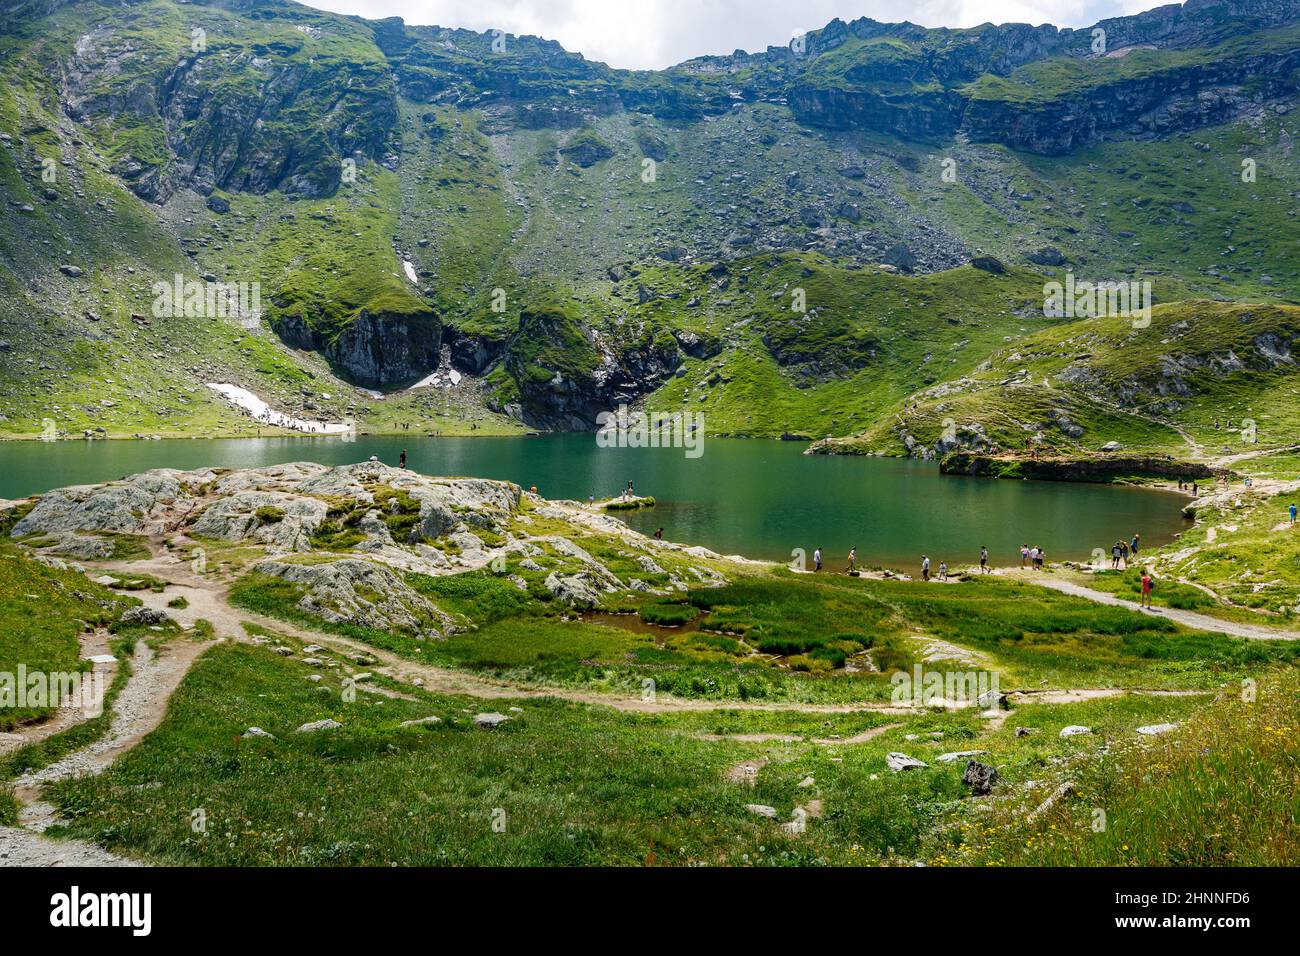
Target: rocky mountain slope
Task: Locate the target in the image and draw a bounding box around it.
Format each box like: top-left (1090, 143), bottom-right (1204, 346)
top-left (1, 0), bottom-right (1298, 445)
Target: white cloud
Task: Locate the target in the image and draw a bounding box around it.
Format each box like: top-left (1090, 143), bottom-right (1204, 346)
top-left (302, 0), bottom-right (1176, 69)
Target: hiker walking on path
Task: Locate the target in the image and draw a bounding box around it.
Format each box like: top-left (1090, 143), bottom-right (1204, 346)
top-left (1020, 544), bottom-right (1029, 567)
top-left (921, 555), bottom-right (931, 581)
top-left (813, 547), bottom-right (823, 572)
top-left (1140, 570), bottom-right (1155, 609)
top-left (980, 546), bottom-right (989, 573)
top-left (1290, 503), bottom-right (1297, 527)
top-left (1111, 541), bottom-right (1123, 569)
top-left (846, 547), bottom-right (857, 573)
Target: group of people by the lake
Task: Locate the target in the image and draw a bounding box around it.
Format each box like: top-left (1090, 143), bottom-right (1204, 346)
top-left (1019, 544), bottom-right (1047, 570)
top-left (1109, 533), bottom-right (1141, 568)
top-left (919, 555), bottom-right (950, 581)
top-left (808, 546), bottom-right (991, 581)
top-left (805, 536), bottom-right (1154, 582)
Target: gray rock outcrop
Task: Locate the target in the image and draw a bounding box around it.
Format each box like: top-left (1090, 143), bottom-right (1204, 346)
top-left (254, 558), bottom-right (457, 639)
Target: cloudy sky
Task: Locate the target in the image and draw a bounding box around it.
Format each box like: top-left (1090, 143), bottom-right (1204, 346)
top-left (303, 0), bottom-right (1172, 69)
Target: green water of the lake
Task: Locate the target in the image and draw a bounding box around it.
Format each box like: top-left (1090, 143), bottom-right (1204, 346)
top-left (0, 436), bottom-right (1189, 568)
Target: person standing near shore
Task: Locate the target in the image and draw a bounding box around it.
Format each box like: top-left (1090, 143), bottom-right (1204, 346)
top-left (1131, 532), bottom-right (1141, 556)
top-left (1020, 544), bottom-right (1029, 568)
top-left (1140, 570), bottom-right (1154, 609)
top-left (1111, 541), bottom-right (1123, 569)
top-left (921, 555), bottom-right (931, 581)
top-left (846, 547), bottom-right (857, 573)
top-left (980, 546), bottom-right (989, 573)
top-left (813, 547), bottom-right (823, 572)
top-left (938, 560), bottom-right (948, 581)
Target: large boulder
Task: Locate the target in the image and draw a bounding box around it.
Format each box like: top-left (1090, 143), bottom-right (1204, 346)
top-left (882, 243), bottom-right (916, 273)
top-left (404, 477), bottom-right (521, 541)
top-left (886, 752), bottom-right (927, 772)
top-left (12, 470), bottom-right (195, 537)
top-left (294, 719), bottom-right (342, 734)
top-left (213, 462), bottom-right (331, 495)
top-left (199, 462), bottom-right (522, 550)
top-left (312, 463), bottom-right (521, 543)
top-left (937, 750), bottom-right (989, 763)
top-left (544, 570), bottom-right (605, 609)
top-left (120, 606), bottom-right (171, 627)
top-left (191, 491), bottom-right (328, 552)
top-left (962, 760), bottom-right (1000, 795)
top-left (1027, 246), bottom-right (1067, 266)
top-left (38, 532), bottom-right (119, 560)
top-left (254, 558), bottom-right (457, 639)
top-left (544, 537), bottom-right (621, 585)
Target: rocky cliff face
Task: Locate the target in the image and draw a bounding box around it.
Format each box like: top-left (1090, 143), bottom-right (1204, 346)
top-left (273, 309), bottom-right (442, 389)
top-left (59, 3), bottom-right (398, 203)
top-left (939, 452), bottom-right (1223, 482)
top-left (783, 3), bottom-right (1300, 152)
top-left (33, 0), bottom-right (1300, 199)
top-left (785, 86), bottom-right (965, 140)
top-left (492, 304), bottom-right (681, 430)
top-left (962, 45), bottom-right (1300, 154)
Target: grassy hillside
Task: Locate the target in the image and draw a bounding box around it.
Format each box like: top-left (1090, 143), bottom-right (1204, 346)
top-left (818, 300), bottom-right (1300, 458)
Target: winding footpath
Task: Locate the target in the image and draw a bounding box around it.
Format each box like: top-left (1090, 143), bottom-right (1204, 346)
top-left (1017, 573), bottom-right (1300, 641)
top-left (4, 543), bottom-right (1269, 868)
top-left (1, 636), bottom-right (215, 867)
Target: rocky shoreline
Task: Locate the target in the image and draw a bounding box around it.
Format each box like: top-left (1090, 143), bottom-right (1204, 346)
top-left (2, 461), bottom-right (754, 634)
top-left (938, 452), bottom-right (1226, 484)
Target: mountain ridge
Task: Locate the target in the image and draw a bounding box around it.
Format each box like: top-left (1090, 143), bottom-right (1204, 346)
top-left (1, 0), bottom-right (1298, 451)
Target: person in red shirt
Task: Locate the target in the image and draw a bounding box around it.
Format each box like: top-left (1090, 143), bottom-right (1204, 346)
top-left (1140, 571), bottom-right (1154, 609)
